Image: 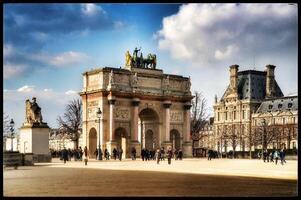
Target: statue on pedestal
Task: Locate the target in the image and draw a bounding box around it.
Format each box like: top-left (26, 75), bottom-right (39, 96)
top-left (25, 97), bottom-right (43, 124)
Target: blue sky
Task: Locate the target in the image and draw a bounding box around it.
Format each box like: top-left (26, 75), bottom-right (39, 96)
top-left (3, 3), bottom-right (298, 131)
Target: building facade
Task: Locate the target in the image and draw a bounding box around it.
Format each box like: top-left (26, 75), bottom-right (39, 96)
top-left (252, 96), bottom-right (298, 150)
top-left (212, 64), bottom-right (297, 154)
top-left (79, 58), bottom-right (193, 158)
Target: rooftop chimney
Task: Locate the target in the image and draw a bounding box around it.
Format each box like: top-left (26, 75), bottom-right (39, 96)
top-left (229, 65), bottom-right (239, 94)
top-left (265, 64), bottom-right (276, 98)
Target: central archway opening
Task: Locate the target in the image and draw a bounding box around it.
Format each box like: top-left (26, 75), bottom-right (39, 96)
top-left (115, 127), bottom-right (128, 159)
top-left (170, 129), bottom-right (181, 150)
top-left (139, 108), bottom-right (159, 151)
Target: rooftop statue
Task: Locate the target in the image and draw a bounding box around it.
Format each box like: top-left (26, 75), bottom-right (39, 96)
top-left (25, 97), bottom-right (43, 124)
top-left (125, 47), bottom-right (157, 69)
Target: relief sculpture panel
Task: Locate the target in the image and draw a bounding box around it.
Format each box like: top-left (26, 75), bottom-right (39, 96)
top-left (114, 107), bottom-right (130, 120)
top-left (170, 110), bottom-right (183, 122)
top-left (87, 100), bottom-right (99, 119)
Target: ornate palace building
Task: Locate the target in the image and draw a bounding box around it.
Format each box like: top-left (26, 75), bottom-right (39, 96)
top-left (79, 49), bottom-right (193, 158)
top-left (213, 64), bottom-right (298, 154)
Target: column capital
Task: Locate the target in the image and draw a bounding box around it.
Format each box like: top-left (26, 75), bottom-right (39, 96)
top-left (108, 94), bottom-right (116, 105)
top-left (132, 98), bottom-right (140, 106)
top-left (163, 100), bottom-right (172, 108)
top-left (184, 102), bottom-right (192, 110)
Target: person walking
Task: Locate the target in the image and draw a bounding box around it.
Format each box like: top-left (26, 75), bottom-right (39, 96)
top-left (104, 148), bottom-right (110, 160)
top-left (167, 147), bottom-right (173, 165)
top-left (263, 149), bottom-right (267, 162)
top-left (280, 148), bottom-right (286, 165)
top-left (178, 149), bottom-right (183, 160)
top-left (78, 147), bottom-right (83, 161)
top-left (273, 149), bottom-right (280, 165)
top-left (156, 148), bottom-right (161, 164)
top-left (113, 148), bottom-right (117, 160)
top-left (141, 148), bottom-right (145, 161)
top-left (270, 150), bottom-right (274, 162)
top-left (131, 147), bottom-right (136, 160)
top-left (84, 146), bottom-right (88, 166)
top-left (94, 148), bottom-right (98, 160)
top-left (62, 147), bottom-right (68, 164)
top-left (208, 150), bottom-right (212, 161)
top-left (119, 148), bottom-right (123, 161)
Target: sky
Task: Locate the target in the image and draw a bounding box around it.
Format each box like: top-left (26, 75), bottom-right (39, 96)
top-left (3, 3), bottom-right (298, 132)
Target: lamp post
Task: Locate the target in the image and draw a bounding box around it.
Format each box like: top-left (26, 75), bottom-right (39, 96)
top-left (96, 108), bottom-right (102, 160)
top-left (9, 119), bottom-right (15, 152)
top-left (261, 119), bottom-right (266, 159)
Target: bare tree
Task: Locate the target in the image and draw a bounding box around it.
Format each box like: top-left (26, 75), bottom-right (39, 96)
top-left (3, 112), bottom-right (11, 136)
top-left (254, 119), bottom-right (281, 153)
top-left (190, 91), bottom-right (210, 153)
top-left (57, 99), bottom-right (82, 149)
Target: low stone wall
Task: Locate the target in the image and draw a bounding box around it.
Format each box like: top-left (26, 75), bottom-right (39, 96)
top-left (3, 151), bottom-right (23, 168)
top-left (33, 154), bottom-right (52, 163)
top-left (22, 153), bottom-right (34, 166)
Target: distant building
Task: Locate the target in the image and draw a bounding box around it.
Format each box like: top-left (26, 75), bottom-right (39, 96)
top-left (198, 117), bottom-right (215, 150)
top-left (252, 96), bottom-right (298, 150)
top-left (49, 128), bottom-right (83, 150)
top-left (212, 64), bottom-right (297, 155)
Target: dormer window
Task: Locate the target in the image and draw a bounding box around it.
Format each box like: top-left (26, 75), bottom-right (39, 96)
top-left (288, 103), bottom-right (292, 108)
top-left (268, 105), bottom-right (273, 110)
top-left (278, 104), bottom-right (282, 109)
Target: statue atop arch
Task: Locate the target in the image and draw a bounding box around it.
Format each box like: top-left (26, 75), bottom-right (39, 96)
top-left (125, 47), bottom-right (157, 69)
top-left (25, 97), bottom-right (43, 124)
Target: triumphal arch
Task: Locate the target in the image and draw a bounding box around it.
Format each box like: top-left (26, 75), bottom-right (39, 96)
top-left (79, 48), bottom-right (193, 158)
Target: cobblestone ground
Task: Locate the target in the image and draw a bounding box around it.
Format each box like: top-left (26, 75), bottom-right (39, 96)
top-left (3, 158), bottom-right (297, 197)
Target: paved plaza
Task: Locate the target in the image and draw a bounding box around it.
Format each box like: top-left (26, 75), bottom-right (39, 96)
top-left (4, 158), bottom-right (297, 196)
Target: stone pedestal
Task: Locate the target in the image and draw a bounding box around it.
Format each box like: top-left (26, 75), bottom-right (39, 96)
top-left (19, 123), bottom-right (51, 162)
top-left (182, 141), bottom-right (193, 158)
top-left (130, 140), bottom-right (141, 158)
top-left (106, 141), bottom-right (118, 156)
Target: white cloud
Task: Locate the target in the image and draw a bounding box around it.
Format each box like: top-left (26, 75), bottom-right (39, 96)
top-left (156, 3), bottom-right (297, 115)
top-left (214, 44), bottom-right (239, 60)
top-left (17, 85), bottom-right (35, 92)
top-left (81, 4), bottom-right (104, 16)
top-left (156, 3), bottom-right (297, 66)
top-left (65, 90), bottom-right (77, 95)
top-left (28, 51), bottom-right (90, 67)
top-left (43, 88), bottom-right (53, 92)
top-left (4, 44), bottom-right (14, 58)
top-left (50, 51), bottom-right (89, 67)
top-left (3, 63), bottom-right (27, 79)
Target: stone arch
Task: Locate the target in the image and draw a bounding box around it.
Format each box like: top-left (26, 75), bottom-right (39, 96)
top-left (170, 129), bottom-right (181, 150)
top-left (88, 127), bottom-right (97, 158)
top-left (139, 108), bottom-right (160, 150)
top-left (138, 105), bottom-right (161, 122)
top-left (115, 127), bottom-right (129, 158)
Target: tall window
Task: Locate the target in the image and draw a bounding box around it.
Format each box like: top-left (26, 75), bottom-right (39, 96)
top-left (218, 112), bottom-right (220, 121)
top-left (242, 110), bottom-right (245, 119)
top-left (225, 112), bottom-right (228, 120)
top-left (233, 111), bottom-right (236, 120)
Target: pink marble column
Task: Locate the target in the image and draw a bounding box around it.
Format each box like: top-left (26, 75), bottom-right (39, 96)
top-left (184, 102), bottom-right (192, 142)
top-left (108, 95), bottom-right (116, 141)
top-left (132, 98), bottom-right (140, 141)
top-left (163, 100), bottom-right (172, 142)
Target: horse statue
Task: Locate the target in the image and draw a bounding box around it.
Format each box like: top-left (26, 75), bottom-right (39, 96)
top-left (143, 54), bottom-right (156, 69)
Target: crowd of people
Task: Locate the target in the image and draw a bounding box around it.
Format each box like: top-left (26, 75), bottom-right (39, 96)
top-left (50, 147), bottom-right (84, 163)
top-left (52, 146), bottom-right (288, 166)
top-left (260, 148), bottom-right (287, 165)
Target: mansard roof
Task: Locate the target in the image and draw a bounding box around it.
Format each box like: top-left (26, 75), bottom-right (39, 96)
top-left (221, 69), bottom-right (284, 101)
top-left (256, 96), bottom-right (298, 113)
